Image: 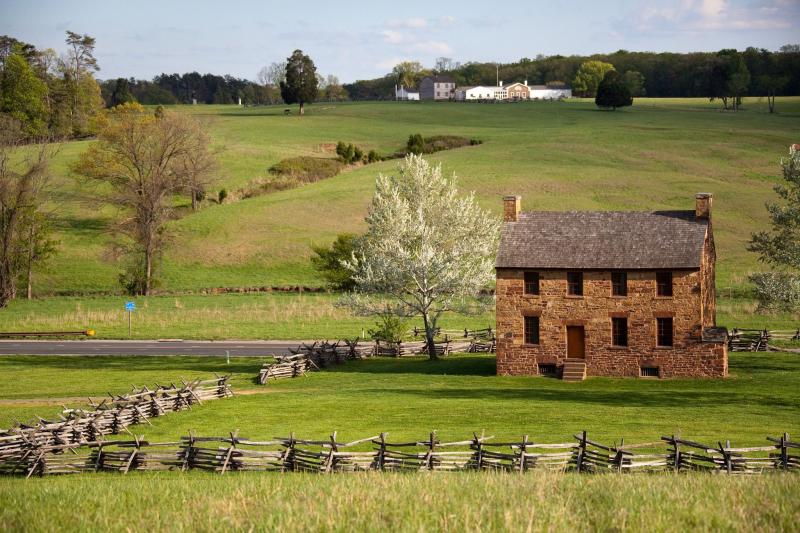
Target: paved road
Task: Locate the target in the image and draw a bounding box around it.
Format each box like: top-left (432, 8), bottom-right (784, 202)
top-left (0, 340), bottom-right (306, 356)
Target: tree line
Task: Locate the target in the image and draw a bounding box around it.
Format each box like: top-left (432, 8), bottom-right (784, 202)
top-left (343, 46), bottom-right (800, 102)
top-left (1, 32), bottom-right (104, 139)
top-left (99, 63), bottom-right (348, 108)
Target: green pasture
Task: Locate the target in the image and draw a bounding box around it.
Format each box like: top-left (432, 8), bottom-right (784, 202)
top-left (1, 350), bottom-right (798, 531)
top-left (1, 472), bottom-right (797, 532)
top-left (1, 352), bottom-right (797, 443)
top-left (30, 97), bottom-right (800, 297)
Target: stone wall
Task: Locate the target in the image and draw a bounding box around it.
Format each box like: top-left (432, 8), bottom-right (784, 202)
top-left (495, 268), bottom-right (728, 378)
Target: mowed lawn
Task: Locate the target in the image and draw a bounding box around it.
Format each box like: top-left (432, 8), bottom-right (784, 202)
top-left (1, 351), bottom-right (799, 531)
top-left (29, 97), bottom-right (800, 295)
top-left (1, 352), bottom-right (797, 444)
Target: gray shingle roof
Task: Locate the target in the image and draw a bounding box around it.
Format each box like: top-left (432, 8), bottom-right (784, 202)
top-left (496, 211), bottom-right (708, 270)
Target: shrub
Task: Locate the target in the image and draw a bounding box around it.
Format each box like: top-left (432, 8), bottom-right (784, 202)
top-left (335, 141), bottom-right (347, 160)
top-left (353, 146), bottom-right (364, 162)
top-left (368, 313), bottom-right (409, 343)
top-left (268, 156), bottom-right (344, 183)
top-left (310, 233), bottom-right (360, 291)
top-left (406, 133), bottom-right (425, 155)
top-left (218, 188), bottom-right (228, 204)
top-left (367, 150), bottom-right (380, 163)
top-left (405, 134), bottom-right (477, 155)
top-left (750, 272), bottom-right (800, 312)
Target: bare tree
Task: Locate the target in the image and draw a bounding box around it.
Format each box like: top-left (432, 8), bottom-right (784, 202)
top-left (435, 57), bottom-right (460, 72)
top-left (181, 122), bottom-right (217, 211)
top-left (74, 103), bottom-right (216, 295)
top-left (257, 61), bottom-right (287, 87)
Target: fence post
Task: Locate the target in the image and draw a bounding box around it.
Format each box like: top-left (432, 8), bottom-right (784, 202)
top-left (324, 431), bottom-right (338, 473)
top-left (519, 434), bottom-right (529, 473)
top-left (181, 431), bottom-right (195, 472)
top-left (426, 431), bottom-right (437, 470)
top-left (719, 441), bottom-right (732, 474)
top-left (576, 430), bottom-right (586, 473)
top-left (473, 431), bottom-right (483, 471)
top-left (377, 433), bottom-right (387, 472)
top-left (672, 435), bottom-right (681, 472)
top-left (781, 433), bottom-right (789, 471)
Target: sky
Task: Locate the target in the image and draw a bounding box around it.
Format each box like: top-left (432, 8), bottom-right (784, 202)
top-left (2, 0), bottom-right (799, 83)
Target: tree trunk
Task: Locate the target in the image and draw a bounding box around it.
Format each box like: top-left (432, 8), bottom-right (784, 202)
top-left (191, 188), bottom-right (198, 211)
top-left (768, 92), bottom-right (775, 113)
top-left (144, 247), bottom-right (152, 296)
top-left (26, 222), bottom-right (34, 299)
top-left (299, 102), bottom-right (305, 116)
top-left (422, 312), bottom-right (437, 361)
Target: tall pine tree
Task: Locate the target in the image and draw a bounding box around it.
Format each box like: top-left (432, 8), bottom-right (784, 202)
top-left (279, 50), bottom-right (318, 115)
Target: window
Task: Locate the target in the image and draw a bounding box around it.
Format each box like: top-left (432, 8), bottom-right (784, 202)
top-left (640, 366), bottom-right (660, 378)
top-left (538, 363), bottom-right (557, 376)
top-left (612, 317), bottom-right (628, 347)
top-left (656, 317), bottom-right (673, 347)
top-left (611, 272), bottom-right (627, 297)
top-left (656, 271), bottom-right (673, 297)
top-left (567, 272), bottom-right (583, 296)
top-left (524, 272), bottom-right (540, 295)
top-left (524, 316), bottom-right (539, 345)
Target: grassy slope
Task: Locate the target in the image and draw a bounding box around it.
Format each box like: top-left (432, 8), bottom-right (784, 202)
top-left (31, 97), bottom-right (800, 295)
top-left (1, 352), bottom-right (797, 444)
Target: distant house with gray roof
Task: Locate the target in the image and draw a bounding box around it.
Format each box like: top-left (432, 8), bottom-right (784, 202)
top-left (419, 75), bottom-right (456, 100)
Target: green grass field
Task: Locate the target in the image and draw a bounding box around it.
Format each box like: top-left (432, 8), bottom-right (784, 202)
top-left (1, 351), bottom-right (799, 531)
top-left (1, 352), bottom-right (797, 444)
top-left (31, 97), bottom-right (800, 295)
top-left (2, 472), bottom-right (797, 532)
top-left (2, 97), bottom-right (798, 339)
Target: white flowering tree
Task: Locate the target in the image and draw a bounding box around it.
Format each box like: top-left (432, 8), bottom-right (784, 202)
top-left (345, 155), bottom-right (500, 359)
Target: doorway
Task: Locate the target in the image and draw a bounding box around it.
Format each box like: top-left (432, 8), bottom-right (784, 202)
top-left (567, 326), bottom-right (585, 359)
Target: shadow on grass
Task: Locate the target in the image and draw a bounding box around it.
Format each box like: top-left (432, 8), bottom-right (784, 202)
top-left (0, 355), bottom-right (261, 376)
top-left (357, 386), bottom-right (793, 409)
top-left (322, 355), bottom-right (497, 376)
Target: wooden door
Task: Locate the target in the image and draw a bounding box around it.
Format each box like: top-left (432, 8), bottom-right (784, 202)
top-left (567, 326), bottom-right (585, 359)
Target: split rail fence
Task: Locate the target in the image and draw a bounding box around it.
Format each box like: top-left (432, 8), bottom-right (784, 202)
top-left (0, 376), bottom-right (233, 476)
top-left (3, 430), bottom-right (797, 478)
top-left (728, 328), bottom-right (800, 352)
top-left (259, 332), bottom-right (496, 385)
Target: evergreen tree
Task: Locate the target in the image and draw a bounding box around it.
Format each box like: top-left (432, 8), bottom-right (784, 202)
top-left (279, 50), bottom-right (318, 115)
top-left (110, 77), bottom-right (135, 107)
top-left (595, 70), bottom-right (633, 110)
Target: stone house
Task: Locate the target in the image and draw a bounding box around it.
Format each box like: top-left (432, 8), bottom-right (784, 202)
top-left (495, 194), bottom-right (728, 380)
top-left (419, 75), bottom-right (456, 100)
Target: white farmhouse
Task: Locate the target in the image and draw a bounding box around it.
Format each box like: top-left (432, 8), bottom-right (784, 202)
top-left (395, 85), bottom-right (420, 101)
top-left (455, 80), bottom-right (571, 101)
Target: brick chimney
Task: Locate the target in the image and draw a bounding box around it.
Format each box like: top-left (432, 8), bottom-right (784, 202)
top-left (503, 195), bottom-right (521, 222)
top-left (695, 193), bottom-right (712, 220)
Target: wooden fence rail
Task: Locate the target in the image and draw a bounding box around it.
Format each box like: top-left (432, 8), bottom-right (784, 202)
top-left (0, 376), bottom-right (233, 476)
top-left (3, 430), bottom-right (797, 478)
top-left (728, 328), bottom-right (800, 352)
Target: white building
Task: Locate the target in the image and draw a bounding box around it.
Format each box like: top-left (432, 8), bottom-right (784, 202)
top-left (454, 80), bottom-right (571, 101)
top-left (395, 85), bottom-right (420, 101)
top-left (529, 84), bottom-right (572, 100)
top-left (455, 85), bottom-right (501, 100)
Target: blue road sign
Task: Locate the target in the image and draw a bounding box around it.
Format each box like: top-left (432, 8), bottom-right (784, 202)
top-left (125, 301), bottom-right (136, 312)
